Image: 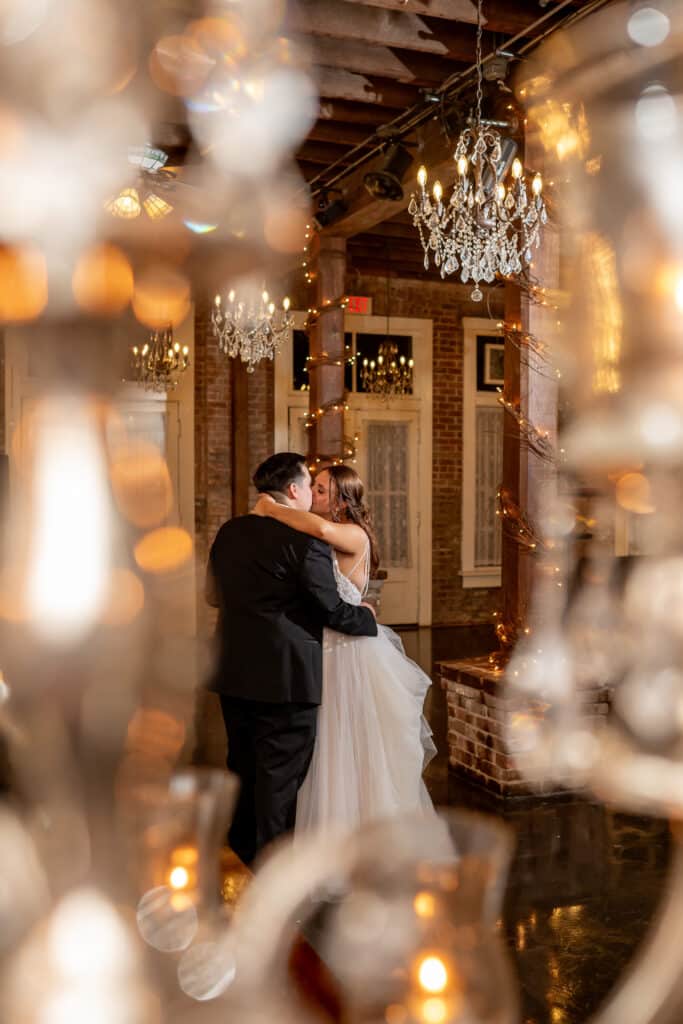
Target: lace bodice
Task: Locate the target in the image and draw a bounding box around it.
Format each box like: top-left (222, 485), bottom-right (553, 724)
top-left (332, 541), bottom-right (370, 606)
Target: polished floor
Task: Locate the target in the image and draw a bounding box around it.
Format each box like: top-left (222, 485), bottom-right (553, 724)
top-left (399, 625), bottom-right (671, 1024)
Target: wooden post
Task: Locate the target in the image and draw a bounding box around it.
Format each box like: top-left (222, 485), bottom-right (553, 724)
top-left (308, 236), bottom-right (346, 467)
top-left (500, 231), bottom-right (560, 643)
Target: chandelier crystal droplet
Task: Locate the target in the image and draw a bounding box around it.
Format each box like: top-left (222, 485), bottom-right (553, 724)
top-left (211, 289), bottom-right (293, 373)
top-left (408, 0), bottom-right (547, 300)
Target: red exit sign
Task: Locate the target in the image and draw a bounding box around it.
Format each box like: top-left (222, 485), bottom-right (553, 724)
top-left (346, 295), bottom-right (372, 315)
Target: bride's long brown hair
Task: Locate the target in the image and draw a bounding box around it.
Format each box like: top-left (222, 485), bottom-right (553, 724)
top-left (323, 465), bottom-right (380, 576)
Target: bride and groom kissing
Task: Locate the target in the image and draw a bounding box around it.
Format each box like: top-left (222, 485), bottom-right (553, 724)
top-left (206, 452), bottom-right (435, 866)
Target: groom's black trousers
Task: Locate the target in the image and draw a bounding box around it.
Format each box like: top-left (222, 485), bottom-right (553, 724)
top-left (219, 696), bottom-right (318, 866)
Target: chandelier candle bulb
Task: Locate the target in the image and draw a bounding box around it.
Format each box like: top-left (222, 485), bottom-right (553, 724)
top-left (532, 173), bottom-right (543, 196)
top-left (457, 155), bottom-right (468, 176)
top-left (417, 165), bottom-right (428, 187)
top-left (512, 158), bottom-right (523, 179)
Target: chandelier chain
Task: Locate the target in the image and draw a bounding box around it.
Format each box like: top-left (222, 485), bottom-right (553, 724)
top-left (475, 0), bottom-right (483, 128)
top-left (408, 0), bottom-right (547, 304)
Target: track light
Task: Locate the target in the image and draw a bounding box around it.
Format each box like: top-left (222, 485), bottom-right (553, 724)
top-left (312, 188), bottom-right (348, 229)
top-left (363, 143), bottom-right (413, 201)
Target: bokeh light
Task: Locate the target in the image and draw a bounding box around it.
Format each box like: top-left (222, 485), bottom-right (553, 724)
top-left (134, 527), bottom-right (193, 574)
top-left (0, 244), bottom-right (47, 321)
top-left (132, 265), bottom-right (191, 329)
top-left (109, 441), bottom-right (173, 529)
top-left (72, 243), bottom-right (133, 315)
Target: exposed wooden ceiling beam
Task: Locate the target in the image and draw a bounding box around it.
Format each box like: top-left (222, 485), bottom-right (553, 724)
top-left (299, 140), bottom-right (358, 165)
top-left (290, 0), bottom-right (449, 55)
top-left (347, 254), bottom-right (444, 280)
top-left (316, 67), bottom-right (420, 106)
top-left (319, 99), bottom-right (403, 124)
top-left (353, 221), bottom-right (418, 241)
top-left (297, 160), bottom-right (327, 180)
top-left (293, 0), bottom-right (512, 65)
top-left (312, 37), bottom-right (421, 82)
top-left (309, 120), bottom-right (380, 147)
top-left (341, 0), bottom-right (478, 22)
top-left (341, 0), bottom-right (550, 34)
top-left (311, 36), bottom-right (471, 83)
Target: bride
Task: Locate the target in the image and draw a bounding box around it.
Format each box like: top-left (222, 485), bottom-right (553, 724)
top-left (253, 464), bottom-right (436, 834)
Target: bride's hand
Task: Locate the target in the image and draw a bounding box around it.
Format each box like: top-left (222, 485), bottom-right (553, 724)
top-left (252, 494), bottom-right (277, 516)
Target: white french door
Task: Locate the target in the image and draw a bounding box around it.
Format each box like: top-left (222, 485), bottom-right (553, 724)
top-left (275, 311), bottom-right (433, 626)
top-left (352, 407), bottom-right (420, 624)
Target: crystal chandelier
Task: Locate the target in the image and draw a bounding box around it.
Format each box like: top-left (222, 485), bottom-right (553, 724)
top-left (211, 288), bottom-right (293, 373)
top-left (130, 326), bottom-right (190, 392)
top-left (408, 0), bottom-right (547, 301)
top-left (361, 342), bottom-right (414, 397)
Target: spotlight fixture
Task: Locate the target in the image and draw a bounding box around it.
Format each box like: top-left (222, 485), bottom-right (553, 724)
top-left (363, 143), bottom-right (413, 201)
top-left (313, 188), bottom-right (348, 229)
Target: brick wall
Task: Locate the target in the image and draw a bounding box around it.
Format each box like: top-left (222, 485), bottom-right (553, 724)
top-left (246, 357), bottom-right (275, 508)
top-left (193, 294), bottom-right (274, 568)
top-left (194, 294), bottom-right (232, 620)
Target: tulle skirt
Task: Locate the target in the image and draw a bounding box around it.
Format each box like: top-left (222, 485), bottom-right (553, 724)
top-left (296, 624), bottom-right (437, 835)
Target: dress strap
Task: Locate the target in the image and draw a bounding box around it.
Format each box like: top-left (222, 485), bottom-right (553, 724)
top-left (349, 538), bottom-right (371, 598)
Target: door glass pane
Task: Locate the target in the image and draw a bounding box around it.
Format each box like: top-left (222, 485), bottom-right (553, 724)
top-left (355, 334), bottom-right (413, 394)
top-left (474, 406), bottom-right (503, 566)
top-left (366, 421), bottom-right (410, 568)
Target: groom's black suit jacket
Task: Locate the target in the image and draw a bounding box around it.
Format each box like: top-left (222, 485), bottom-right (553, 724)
top-left (207, 514), bottom-right (377, 704)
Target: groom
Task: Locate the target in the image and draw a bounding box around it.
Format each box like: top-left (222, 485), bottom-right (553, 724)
top-left (206, 452), bottom-right (377, 865)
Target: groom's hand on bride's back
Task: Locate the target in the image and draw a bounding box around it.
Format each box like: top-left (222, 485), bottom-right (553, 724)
top-left (361, 601), bottom-right (377, 618)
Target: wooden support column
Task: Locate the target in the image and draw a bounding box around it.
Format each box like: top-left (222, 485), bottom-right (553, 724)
top-left (308, 236), bottom-right (346, 467)
top-left (231, 360), bottom-right (250, 516)
top-left (501, 228), bottom-right (560, 640)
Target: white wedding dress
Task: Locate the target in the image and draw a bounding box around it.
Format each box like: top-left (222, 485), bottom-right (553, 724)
top-left (296, 543), bottom-right (437, 834)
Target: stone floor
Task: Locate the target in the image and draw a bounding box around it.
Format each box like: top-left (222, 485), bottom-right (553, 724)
top-left (398, 625), bottom-right (672, 1024)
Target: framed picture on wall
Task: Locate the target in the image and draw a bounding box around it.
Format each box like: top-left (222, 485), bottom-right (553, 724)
top-left (476, 335), bottom-right (505, 391)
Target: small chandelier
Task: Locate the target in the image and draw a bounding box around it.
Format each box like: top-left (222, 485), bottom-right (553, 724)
top-left (361, 342), bottom-right (414, 397)
top-left (105, 146), bottom-right (176, 221)
top-left (408, 0), bottom-right (547, 301)
top-left (130, 326), bottom-right (190, 392)
top-left (211, 288), bottom-right (293, 373)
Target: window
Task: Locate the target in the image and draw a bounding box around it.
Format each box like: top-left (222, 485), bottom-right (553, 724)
top-left (474, 406), bottom-right (503, 566)
top-left (291, 329), bottom-right (413, 396)
top-left (355, 333), bottom-right (413, 394)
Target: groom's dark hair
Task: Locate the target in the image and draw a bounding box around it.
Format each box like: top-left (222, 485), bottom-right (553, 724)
top-left (253, 452), bottom-right (308, 495)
